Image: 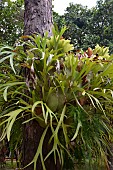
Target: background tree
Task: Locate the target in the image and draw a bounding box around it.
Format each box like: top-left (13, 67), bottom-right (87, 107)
top-left (53, 11), bottom-right (65, 30)
top-left (90, 0), bottom-right (113, 53)
top-left (64, 3), bottom-right (91, 49)
top-left (53, 0), bottom-right (113, 53)
top-left (0, 0), bottom-right (23, 45)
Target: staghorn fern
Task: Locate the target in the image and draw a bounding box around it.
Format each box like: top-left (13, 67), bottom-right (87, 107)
top-left (0, 27), bottom-right (113, 170)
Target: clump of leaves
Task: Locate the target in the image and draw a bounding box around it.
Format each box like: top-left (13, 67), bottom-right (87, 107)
top-left (0, 27), bottom-right (113, 170)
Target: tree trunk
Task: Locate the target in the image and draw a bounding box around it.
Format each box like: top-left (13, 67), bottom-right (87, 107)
top-left (24, 0), bottom-right (52, 36)
top-left (22, 120), bottom-right (60, 170)
top-left (22, 1), bottom-right (61, 170)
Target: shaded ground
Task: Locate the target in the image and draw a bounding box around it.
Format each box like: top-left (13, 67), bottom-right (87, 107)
top-left (0, 159), bottom-right (108, 170)
top-left (0, 168), bottom-right (13, 170)
top-left (0, 159), bottom-right (16, 170)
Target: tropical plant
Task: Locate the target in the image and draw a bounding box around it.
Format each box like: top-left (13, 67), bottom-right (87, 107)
top-left (0, 28), bottom-right (113, 170)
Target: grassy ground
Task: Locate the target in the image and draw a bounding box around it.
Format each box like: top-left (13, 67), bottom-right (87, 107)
top-left (0, 159), bottom-right (108, 170)
top-left (0, 159), bottom-right (16, 170)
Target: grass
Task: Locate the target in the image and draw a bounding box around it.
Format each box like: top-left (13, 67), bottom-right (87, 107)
top-left (0, 159), bottom-right (17, 170)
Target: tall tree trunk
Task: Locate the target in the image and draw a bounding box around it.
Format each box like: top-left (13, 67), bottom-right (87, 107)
top-left (22, 1), bottom-right (61, 170)
top-left (24, 0), bottom-right (52, 36)
top-left (22, 120), bottom-right (60, 170)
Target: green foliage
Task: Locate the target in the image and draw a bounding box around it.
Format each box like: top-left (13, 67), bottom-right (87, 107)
top-left (0, 28), bottom-right (113, 170)
top-left (1, 0), bottom-right (113, 54)
top-left (0, 0), bottom-right (24, 45)
top-left (53, 0), bottom-right (113, 53)
top-left (64, 3), bottom-right (91, 49)
top-left (46, 27), bottom-right (74, 53)
top-left (90, 0), bottom-right (113, 53)
top-left (53, 11), bottom-right (65, 30)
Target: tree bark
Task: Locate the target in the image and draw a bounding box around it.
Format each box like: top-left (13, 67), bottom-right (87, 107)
top-left (22, 120), bottom-right (60, 170)
top-left (22, 1), bottom-right (61, 170)
top-left (24, 0), bottom-right (53, 36)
